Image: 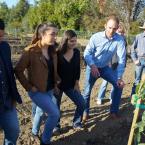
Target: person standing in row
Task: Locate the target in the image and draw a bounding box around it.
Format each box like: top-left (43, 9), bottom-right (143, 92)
top-left (0, 18), bottom-right (22, 145)
top-left (81, 15), bottom-right (126, 122)
top-left (15, 23), bottom-right (60, 145)
top-left (54, 30), bottom-right (85, 133)
top-left (29, 24), bottom-right (59, 119)
top-left (96, 22), bottom-right (127, 105)
top-left (131, 22), bottom-right (145, 96)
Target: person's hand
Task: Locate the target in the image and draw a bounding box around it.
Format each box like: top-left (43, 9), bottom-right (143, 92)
top-left (31, 86), bottom-right (38, 92)
top-left (91, 64), bottom-right (100, 78)
top-left (134, 60), bottom-right (140, 65)
top-left (54, 85), bottom-right (60, 95)
top-left (117, 79), bottom-right (125, 88)
top-left (56, 75), bottom-right (61, 85)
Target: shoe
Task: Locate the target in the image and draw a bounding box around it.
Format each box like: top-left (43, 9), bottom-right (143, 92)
top-left (110, 99), bottom-right (112, 104)
top-left (73, 123), bottom-right (83, 131)
top-left (82, 113), bottom-right (89, 122)
top-left (109, 113), bottom-right (121, 119)
top-left (31, 133), bottom-right (40, 139)
top-left (97, 99), bottom-right (102, 105)
top-left (30, 133), bottom-right (40, 143)
top-left (40, 140), bottom-right (51, 145)
top-left (53, 127), bottom-right (61, 135)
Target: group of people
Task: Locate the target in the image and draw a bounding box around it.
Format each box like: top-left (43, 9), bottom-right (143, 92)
top-left (0, 14), bottom-right (144, 145)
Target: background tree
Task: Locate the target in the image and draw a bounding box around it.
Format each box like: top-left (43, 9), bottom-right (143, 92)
top-left (1, 0), bottom-right (144, 36)
top-left (0, 2), bottom-right (9, 22)
top-left (54, 0), bottom-right (89, 30)
top-left (7, 0), bottom-right (30, 34)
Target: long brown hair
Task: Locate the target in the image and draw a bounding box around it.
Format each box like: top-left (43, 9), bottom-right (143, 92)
top-left (31, 22), bottom-right (58, 57)
top-left (57, 30), bottom-right (77, 55)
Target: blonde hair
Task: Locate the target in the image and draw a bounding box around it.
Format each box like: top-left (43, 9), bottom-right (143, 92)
top-left (117, 22), bottom-right (125, 35)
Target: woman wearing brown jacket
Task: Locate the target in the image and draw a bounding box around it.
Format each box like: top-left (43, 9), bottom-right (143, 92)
top-left (15, 23), bottom-right (60, 145)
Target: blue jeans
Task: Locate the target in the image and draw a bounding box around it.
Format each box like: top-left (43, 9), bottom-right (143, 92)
top-left (97, 79), bottom-right (113, 100)
top-left (55, 89), bottom-right (85, 126)
top-left (31, 96), bottom-right (57, 118)
top-left (83, 65), bottom-right (123, 115)
top-left (28, 90), bottom-right (60, 144)
top-left (131, 58), bottom-right (145, 95)
top-left (0, 107), bottom-right (19, 145)
top-left (32, 102), bottom-right (37, 118)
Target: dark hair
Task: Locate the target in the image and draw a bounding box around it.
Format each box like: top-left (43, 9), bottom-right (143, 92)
top-left (58, 30), bottom-right (77, 55)
top-left (31, 22), bottom-right (57, 44)
top-left (48, 42), bottom-right (58, 58)
top-left (106, 14), bottom-right (119, 25)
top-left (0, 19), bottom-right (5, 30)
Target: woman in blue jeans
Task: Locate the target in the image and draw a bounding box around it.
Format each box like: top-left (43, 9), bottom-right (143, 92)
top-left (54, 30), bottom-right (85, 133)
top-left (15, 23), bottom-right (60, 145)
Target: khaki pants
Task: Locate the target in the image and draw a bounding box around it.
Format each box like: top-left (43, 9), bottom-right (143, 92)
top-left (142, 74), bottom-right (145, 81)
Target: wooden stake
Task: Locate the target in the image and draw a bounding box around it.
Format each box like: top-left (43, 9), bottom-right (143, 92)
top-left (127, 98), bottom-right (141, 145)
top-left (128, 75), bottom-right (144, 145)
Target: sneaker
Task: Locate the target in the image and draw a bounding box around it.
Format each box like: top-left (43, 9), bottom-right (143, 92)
top-left (53, 127), bottom-right (61, 135)
top-left (31, 133), bottom-right (39, 139)
top-left (97, 99), bottom-right (102, 105)
top-left (73, 123), bottom-right (83, 130)
top-left (110, 99), bottom-right (112, 104)
top-left (30, 133), bottom-right (40, 143)
top-left (40, 140), bottom-right (51, 145)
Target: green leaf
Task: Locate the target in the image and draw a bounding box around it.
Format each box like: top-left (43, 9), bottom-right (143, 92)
top-left (139, 126), bottom-right (145, 133)
top-left (136, 132), bottom-right (141, 143)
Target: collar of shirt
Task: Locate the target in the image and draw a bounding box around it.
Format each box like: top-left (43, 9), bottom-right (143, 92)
top-left (102, 31), bottom-right (117, 40)
top-left (142, 32), bottom-right (145, 37)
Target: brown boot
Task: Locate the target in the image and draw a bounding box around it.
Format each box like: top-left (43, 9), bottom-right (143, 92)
top-left (82, 113), bottom-right (89, 122)
top-left (40, 140), bottom-right (51, 145)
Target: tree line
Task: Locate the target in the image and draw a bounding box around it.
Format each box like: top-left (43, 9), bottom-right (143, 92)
top-left (0, 0), bottom-right (145, 35)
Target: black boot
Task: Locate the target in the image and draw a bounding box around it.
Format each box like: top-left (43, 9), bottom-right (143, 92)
top-left (40, 140), bottom-right (51, 145)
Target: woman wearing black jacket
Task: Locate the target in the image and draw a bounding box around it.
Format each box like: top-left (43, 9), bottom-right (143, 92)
top-left (54, 30), bottom-right (85, 133)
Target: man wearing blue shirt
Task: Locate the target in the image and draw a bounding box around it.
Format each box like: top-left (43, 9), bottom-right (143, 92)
top-left (0, 19), bottom-right (22, 145)
top-left (82, 15), bottom-right (126, 121)
top-left (131, 22), bottom-right (145, 95)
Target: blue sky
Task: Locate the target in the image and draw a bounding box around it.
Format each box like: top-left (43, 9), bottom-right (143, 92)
top-left (1, 0), bottom-right (35, 8)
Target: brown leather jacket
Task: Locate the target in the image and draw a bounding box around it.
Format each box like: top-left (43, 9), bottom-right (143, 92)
top-left (14, 41), bottom-right (58, 92)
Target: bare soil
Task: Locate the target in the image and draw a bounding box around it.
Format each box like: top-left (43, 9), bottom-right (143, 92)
top-left (0, 57), bottom-right (135, 145)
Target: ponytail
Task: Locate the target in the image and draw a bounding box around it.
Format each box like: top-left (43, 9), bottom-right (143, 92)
top-left (31, 24), bottom-right (43, 44)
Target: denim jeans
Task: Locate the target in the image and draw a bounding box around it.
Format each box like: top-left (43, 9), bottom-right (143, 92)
top-left (97, 79), bottom-right (114, 100)
top-left (83, 65), bottom-right (123, 115)
top-left (97, 68), bottom-right (116, 101)
top-left (0, 107), bottom-right (19, 145)
top-left (32, 102), bottom-right (37, 118)
top-left (131, 58), bottom-right (145, 95)
top-left (55, 89), bottom-right (85, 127)
top-left (31, 95), bottom-right (57, 118)
top-left (28, 90), bottom-right (60, 144)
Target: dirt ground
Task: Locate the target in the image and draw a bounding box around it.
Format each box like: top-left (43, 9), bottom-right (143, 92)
top-left (0, 60), bottom-right (135, 145)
